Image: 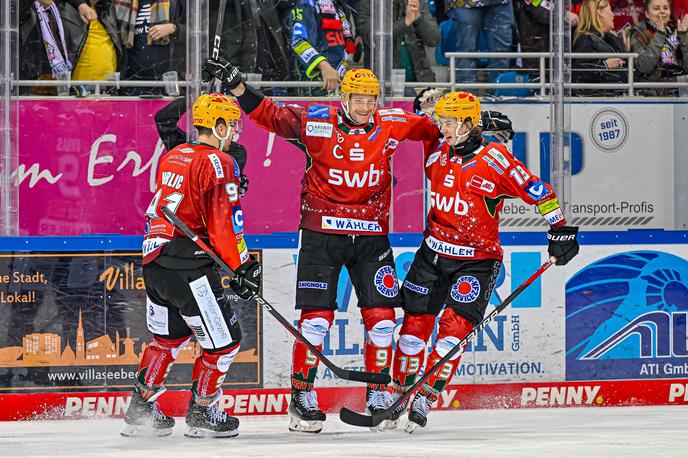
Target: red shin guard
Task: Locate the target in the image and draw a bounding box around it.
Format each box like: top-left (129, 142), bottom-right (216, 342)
top-left (136, 336), bottom-right (190, 398)
top-left (192, 343), bottom-right (241, 402)
top-left (291, 309), bottom-right (334, 391)
top-left (419, 309), bottom-right (473, 401)
top-left (361, 307), bottom-right (397, 390)
top-left (392, 313), bottom-right (436, 387)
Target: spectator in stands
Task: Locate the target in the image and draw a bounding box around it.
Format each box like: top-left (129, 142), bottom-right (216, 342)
top-left (19, 0), bottom-right (72, 95)
top-left (211, 0), bottom-right (291, 88)
top-left (445, 0), bottom-right (516, 83)
top-left (79, 0), bottom-right (185, 95)
top-left (572, 0), bottom-right (629, 95)
top-left (285, 0), bottom-right (356, 95)
top-left (628, 0), bottom-right (688, 95)
top-left (357, 0), bottom-right (440, 90)
top-left (60, 0), bottom-right (123, 83)
top-left (515, 0), bottom-right (578, 77)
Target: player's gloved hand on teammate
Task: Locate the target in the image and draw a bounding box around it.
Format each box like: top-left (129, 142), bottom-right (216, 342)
top-left (202, 57), bottom-right (243, 92)
top-left (481, 111), bottom-right (515, 143)
top-left (239, 174), bottom-right (249, 197)
top-left (547, 226), bottom-right (579, 266)
top-left (230, 256), bottom-right (262, 300)
top-left (413, 87), bottom-right (447, 115)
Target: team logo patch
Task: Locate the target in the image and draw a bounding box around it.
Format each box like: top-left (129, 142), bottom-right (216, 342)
top-left (374, 266), bottom-right (399, 298)
top-left (450, 276), bottom-right (481, 303)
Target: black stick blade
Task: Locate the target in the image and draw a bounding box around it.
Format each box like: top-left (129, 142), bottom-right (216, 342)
top-left (338, 369), bottom-right (391, 385)
top-left (339, 408), bottom-right (376, 427)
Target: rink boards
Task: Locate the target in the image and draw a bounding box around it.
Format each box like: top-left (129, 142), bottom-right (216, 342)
top-left (0, 231), bottom-right (686, 420)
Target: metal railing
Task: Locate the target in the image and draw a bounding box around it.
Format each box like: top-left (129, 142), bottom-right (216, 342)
top-left (12, 52), bottom-right (688, 97)
top-left (446, 51), bottom-right (688, 96)
top-left (14, 79), bottom-right (323, 96)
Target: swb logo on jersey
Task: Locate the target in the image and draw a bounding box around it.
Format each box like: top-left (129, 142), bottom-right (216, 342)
top-left (374, 266), bottom-right (399, 298)
top-left (451, 276), bottom-right (481, 303)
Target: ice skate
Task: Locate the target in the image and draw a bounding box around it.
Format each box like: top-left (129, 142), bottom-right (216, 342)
top-left (288, 388), bottom-right (326, 433)
top-left (365, 387), bottom-right (396, 431)
top-left (185, 390), bottom-right (239, 438)
top-left (404, 393), bottom-right (432, 433)
top-left (121, 386), bottom-right (175, 437)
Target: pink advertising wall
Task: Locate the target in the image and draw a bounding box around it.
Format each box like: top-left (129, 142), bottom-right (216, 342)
top-left (15, 99), bottom-right (425, 236)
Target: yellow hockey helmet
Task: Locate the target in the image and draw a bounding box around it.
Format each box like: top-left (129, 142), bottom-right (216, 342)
top-left (192, 93), bottom-right (241, 129)
top-left (434, 91), bottom-right (482, 127)
top-left (340, 69), bottom-right (380, 97)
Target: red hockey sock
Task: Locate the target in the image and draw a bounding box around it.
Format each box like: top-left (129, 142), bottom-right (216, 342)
top-left (136, 336), bottom-right (190, 399)
top-left (419, 309), bottom-right (473, 402)
top-left (291, 310), bottom-right (334, 391)
top-left (362, 307), bottom-right (397, 390)
top-left (191, 343), bottom-right (241, 404)
top-left (392, 313), bottom-right (435, 387)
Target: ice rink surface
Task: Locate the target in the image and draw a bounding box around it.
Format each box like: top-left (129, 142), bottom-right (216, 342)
top-left (2, 406), bottom-right (687, 458)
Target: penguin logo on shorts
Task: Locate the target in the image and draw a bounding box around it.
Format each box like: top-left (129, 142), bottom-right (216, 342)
top-left (451, 276), bottom-right (480, 303)
top-left (374, 266), bottom-right (399, 298)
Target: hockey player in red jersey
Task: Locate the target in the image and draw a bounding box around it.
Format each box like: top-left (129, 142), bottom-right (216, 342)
top-left (202, 57), bottom-right (444, 433)
top-left (390, 92), bottom-right (580, 432)
top-left (121, 93), bottom-right (261, 438)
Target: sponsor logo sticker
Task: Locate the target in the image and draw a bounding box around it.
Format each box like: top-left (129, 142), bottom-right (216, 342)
top-left (305, 122), bottom-right (333, 138)
top-left (298, 281), bottom-right (328, 290)
top-left (404, 281), bottom-right (429, 295)
top-left (450, 275), bottom-right (481, 303)
top-left (208, 153), bottom-right (224, 179)
top-left (488, 148), bottom-right (511, 169)
top-left (374, 265), bottom-right (399, 298)
top-left (425, 152), bottom-right (441, 167)
top-left (321, 216), bottom-right (382, 232)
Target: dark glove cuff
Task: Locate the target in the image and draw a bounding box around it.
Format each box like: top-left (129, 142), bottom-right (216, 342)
top-left (236, 84), bottom-right (265, 114)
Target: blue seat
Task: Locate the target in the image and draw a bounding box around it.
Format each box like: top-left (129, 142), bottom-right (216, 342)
top-left (492, 71), bottom-right (534, 97)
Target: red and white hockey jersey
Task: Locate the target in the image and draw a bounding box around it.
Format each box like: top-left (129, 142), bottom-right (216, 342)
top-left (142, 143), bottom-right (248, 270)
top-left (422, 138), bottom-right (567, 260)
top-left (248, 100), bottom-right (438, 235)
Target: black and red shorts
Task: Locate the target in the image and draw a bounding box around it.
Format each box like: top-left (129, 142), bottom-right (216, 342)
top-left (401, 243), bottom-right (501, 325)
top-left (295, 229), bottom-right (403, 310)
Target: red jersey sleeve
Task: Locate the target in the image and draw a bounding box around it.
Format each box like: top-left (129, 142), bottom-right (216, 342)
top-left (476, 143), bottom-right (568, 227)
top-left (198, 156), bottom-right (246, 270)
top-left (248, 97), bottom-right (305, 141)
top-left (398, 112), bottom-right (441, 143)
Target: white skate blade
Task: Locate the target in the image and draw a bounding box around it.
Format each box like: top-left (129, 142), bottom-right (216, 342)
top-left (120, 423), bottom-right (173, 438)
top-left (403, 420), bottom-right (423, 434)
top-left (288, 414), bottom-right (323, 434)
top-left (365, 409), bottom-right (399, 432)
top-left (184, 426), bottom-right (239, 439)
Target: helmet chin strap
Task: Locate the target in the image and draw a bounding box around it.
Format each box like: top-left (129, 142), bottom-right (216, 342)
top-left (452, 120), bottom-right (471, 146)
top-left (212, 124), bottom-right (232, 151)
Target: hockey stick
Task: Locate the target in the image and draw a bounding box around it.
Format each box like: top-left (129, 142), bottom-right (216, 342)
top-left (340, 257), bottom-right (556, 427)
top-left (212, 0), bottom-right (228, 60)
top-left (161, 206), bottom-right (391, 385)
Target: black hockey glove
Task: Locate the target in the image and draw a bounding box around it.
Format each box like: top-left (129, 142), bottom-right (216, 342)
top-left (481, 110), bottom-right (515, 143)
top-left (547, 226), bottom-right (579, 266)
top-left (202, 56), bottom-right (243, 91)
top-left (229, 257), bottom-right (262, 300)
top-left (239, 174), bottom-right (249, 197)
